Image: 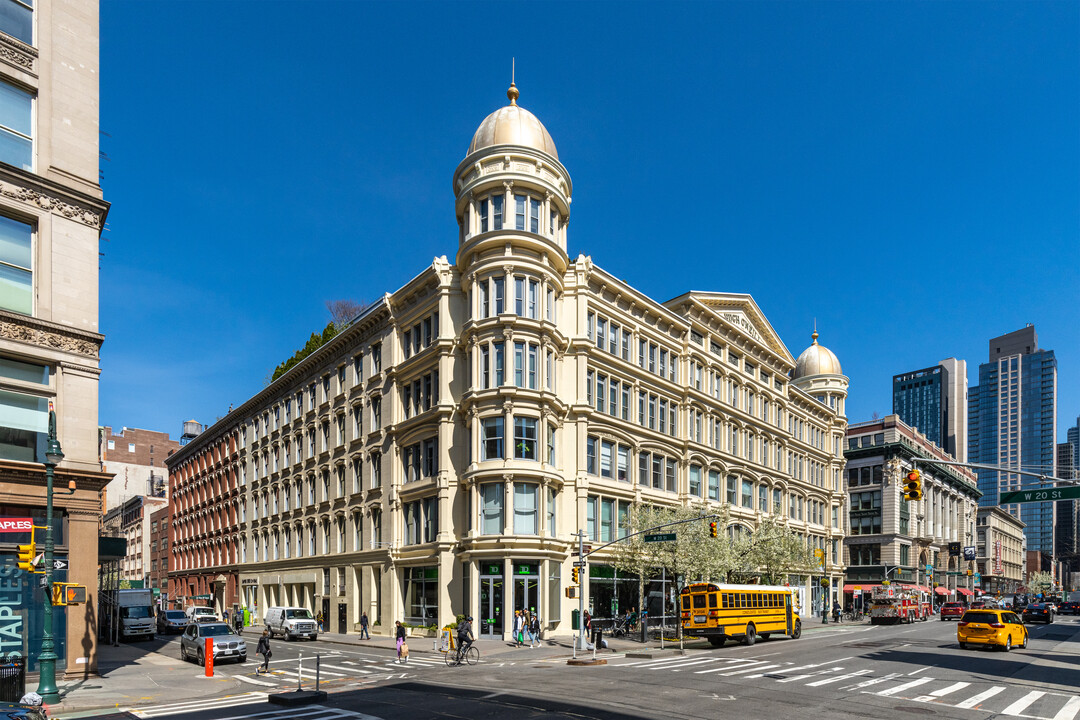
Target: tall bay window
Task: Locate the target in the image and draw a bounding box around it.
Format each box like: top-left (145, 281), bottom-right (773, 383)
top-left (514, 416), bottom-right (537, 460)
top-left (481, 483), bottom-right (504, 534)
top-left (513, 483), bottom-right (538, 535)
top-left (481, 417), bottom-right (504, 460)
top-left (0, 215), bottom-right (32, 314)
top-left (479, 195), bottom-right (503, 232)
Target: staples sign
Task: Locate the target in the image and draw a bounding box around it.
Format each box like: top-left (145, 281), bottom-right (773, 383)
top-left (0, 519), bottom-right (32, 533)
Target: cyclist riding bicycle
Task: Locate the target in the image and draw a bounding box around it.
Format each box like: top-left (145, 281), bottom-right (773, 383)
top-left (457, 615), bottom-right (475, 655)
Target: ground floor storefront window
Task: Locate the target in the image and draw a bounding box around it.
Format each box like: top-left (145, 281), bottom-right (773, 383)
top-left (2, 565), bottom-right (68, 671)
top-left (587, 565), bottom-right (639, 622)
top-left (403, 566), bottom-right (438, 626)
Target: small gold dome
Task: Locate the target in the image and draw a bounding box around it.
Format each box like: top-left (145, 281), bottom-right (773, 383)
top-left (793, 331), bottom-right (843, 378)
top-left (468, 84), bottom-right (558, 159)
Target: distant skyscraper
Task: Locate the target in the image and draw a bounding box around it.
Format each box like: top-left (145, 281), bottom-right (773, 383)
top-left (1057, 441), bottom-right (1076, 556)
top-left (893, 357), bottom-right (967, 461)
top-left (1069, 416), bottom-right (1079, 475)
top-left (969, 325), bottom-right (1058, 559)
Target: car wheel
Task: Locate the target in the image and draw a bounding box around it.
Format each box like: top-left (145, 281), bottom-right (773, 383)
top-left (238, 655), bottom-right (246, 663)
top-left (180, 644), bottom-right (187, 661)
top-left (1020, 632), bottom-right (1028, 649)
top-left (311, 635), bottom-right (318, 642)
top-left (198, 649), bottom-right (205, 666)
top-left (1002, 636), bottom-right (1012, 652)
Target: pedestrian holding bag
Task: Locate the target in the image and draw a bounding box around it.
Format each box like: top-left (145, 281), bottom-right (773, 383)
top-left (400, 642), bottom-right (409, 658)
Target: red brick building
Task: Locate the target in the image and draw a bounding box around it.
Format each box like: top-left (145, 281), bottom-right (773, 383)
top-left (166, 426), bottom-right (241, 614)
top-left (148, 505), bottom-right (172, 605)
top-left (101, 426), bottom-right (179, 511)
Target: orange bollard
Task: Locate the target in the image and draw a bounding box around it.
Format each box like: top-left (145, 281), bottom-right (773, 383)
top-left (205, 637), bottom-right (214, 677)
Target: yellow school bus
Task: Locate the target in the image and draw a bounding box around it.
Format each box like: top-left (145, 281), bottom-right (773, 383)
top-left (680, 583), bottom-right (802, 647)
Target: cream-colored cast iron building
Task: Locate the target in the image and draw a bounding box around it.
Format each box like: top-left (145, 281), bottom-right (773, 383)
top-left (167, 84), bottom-right (849, 637)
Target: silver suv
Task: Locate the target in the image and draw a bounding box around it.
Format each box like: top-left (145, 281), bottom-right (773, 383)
top-left (180, 622), bottom-right (247, 666)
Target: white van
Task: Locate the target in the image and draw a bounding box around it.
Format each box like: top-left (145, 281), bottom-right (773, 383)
top-left (186, 606), bottom-right (218, 623)
top-left (264, 606), bottom-right (318, 641)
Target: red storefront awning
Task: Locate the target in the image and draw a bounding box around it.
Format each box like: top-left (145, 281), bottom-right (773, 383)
top-left (934, 587), bottom-right (953, 595)
top-left (843, 584), bottom-right (880, 593)
top-left (956, 588), bottom-right (973, 596)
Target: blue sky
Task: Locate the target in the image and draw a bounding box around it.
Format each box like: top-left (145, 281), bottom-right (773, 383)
top-left (98, 1), bottom-right (1079, 443)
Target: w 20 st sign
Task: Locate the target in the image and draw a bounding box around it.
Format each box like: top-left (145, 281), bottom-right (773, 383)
top-left (1000, 487), bottom-right (1080, 504)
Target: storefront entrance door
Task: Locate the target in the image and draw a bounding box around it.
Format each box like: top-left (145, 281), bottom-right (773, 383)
top-left (479, 574), bottom-right (503, 638)
top-left (513, 563), bottom-right (540, 619)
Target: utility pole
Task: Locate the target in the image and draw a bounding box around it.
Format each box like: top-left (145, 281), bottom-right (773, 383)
top-left (578, 529), bottom-right (586, 652)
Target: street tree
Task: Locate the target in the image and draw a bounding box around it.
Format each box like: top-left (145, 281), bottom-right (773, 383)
top-left (1027, 570), bottom-right (1054, 596)
top-left (737, 515), bottom-right (819, 586)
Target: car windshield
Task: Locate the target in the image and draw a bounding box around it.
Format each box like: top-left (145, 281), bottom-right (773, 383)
top-left (165, 611), bottom-right (186, 619)
top-left (286, 609), bottom-right (313, 619)
top-left (960, 611), bottom-right (999, 623)
top-left (120, 607), bottom-right (153, 619)
top-left (200, 625), bottom-right (233, 637)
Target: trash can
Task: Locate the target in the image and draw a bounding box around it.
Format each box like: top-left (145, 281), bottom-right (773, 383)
top-left (592, 626), bottom-right (604, 650)
top-left (0, 656), bottom-right (26, 702)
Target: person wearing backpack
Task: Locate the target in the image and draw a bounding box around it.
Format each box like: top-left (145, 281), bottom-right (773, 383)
top-left (255, 630), bottom-right (272, 674)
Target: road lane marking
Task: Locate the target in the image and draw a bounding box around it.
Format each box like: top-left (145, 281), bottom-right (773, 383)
top-left (907, 666), bottom-right (932, 675)
top-left (912, 682), bottom-right (971, 702)
top-left (713, 663), bottom-right (783, 676)
top-left (1052, 695), bottom-right (1080, 720)
top-left (777, 667), bottom-right (844, 683)
top-left (694, 659), bottom-right (770, 675)
top-left (875, 677), bottom-right (934, 697)
top-left (846, 672), bottom-right (901, 691)
top-left (1000, 690), bottom-right (1045, 716)
top-left (745, 659), bottom-right (835, 678)
top-left (955, 686), bottom-right (1006, 709)
top-left (663, 658), bottom-right (729, 671)
top-left (805, 669), bottom-right (872, 686)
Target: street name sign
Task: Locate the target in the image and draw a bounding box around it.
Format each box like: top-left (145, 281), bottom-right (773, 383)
top-left (644, 533), bottom-right (677, 542)
top-left (1000, 487), bottom-right (1080, 504)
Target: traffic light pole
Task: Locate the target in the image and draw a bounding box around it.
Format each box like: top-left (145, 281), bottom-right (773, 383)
top-left (577, 530), bottom-right (585, 654)
top-left (36, 408), bottom-right (67, 704)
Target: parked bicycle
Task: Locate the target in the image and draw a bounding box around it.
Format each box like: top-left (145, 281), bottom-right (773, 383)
top-left (444, 643), bottom-right (479, 667)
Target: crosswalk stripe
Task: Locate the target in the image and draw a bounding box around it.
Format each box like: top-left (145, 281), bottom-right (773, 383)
top-left (653, 658), bottom-right (724, 670)
top-left (876, 677), bottom-right (934, 697)
top-left (912, 682), bottom-right (971, 702)
top-left (235, 674), bottom-right (278, 687)
top-left (848, 673), bottom-right (901, 691)
top-left (955, 686), bottom-right (1006, 709)
top-left (131, 693), bottom-right (267, 718)
top-left (746, 660), bottom-right (830, 678)
top-left (1052, 695), bottom-right (1080, 720)
top-left (695, 659), bottom-right (770, 675)
top-left (1001, 690), bottom-right (1046, 716)
top-left (714, 663), bottom-right (783, 677)
top-left (275, 668), bottom-right (346, 679)
top-left (320, 663), bottom-right (370, 673)
top-left (806, 669), bottom-right (872, 687)
top-left (777, 667), bottom-right (843, 683)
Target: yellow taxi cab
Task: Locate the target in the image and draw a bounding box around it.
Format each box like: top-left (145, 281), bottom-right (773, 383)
top-left (957, 608), bottom-right (1028, 651)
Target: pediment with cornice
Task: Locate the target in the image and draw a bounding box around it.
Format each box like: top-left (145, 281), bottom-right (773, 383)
top-left (673, 293), bottom-right (793, 363)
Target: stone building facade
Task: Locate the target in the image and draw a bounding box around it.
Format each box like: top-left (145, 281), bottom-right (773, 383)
top-left (0, 1), bottom-right (110, 675)
top-left (975, 506), bottom-right (1025, 596)
top-left (100, 426), bottom-right (178, 511)
top-left (102, 494), bottom-right (167, 587)
top-left (842, 415), bottom-right (980, 603)
top-left (147, 505), bottom-right (171, 604)
top-left (167, 84), bottom-right (848, 636)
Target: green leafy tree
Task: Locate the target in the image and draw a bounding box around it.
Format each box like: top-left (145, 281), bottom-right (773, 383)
top-left (1027, 570), bottom-right (1054, 596)
top-left (738, 515), bottom-right (819, 585)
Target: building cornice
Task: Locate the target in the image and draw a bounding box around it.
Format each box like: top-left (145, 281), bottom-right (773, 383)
top-left (0, 162), bottom-right (109, 231)
top-left (0, 309), bottom-right (104, 359)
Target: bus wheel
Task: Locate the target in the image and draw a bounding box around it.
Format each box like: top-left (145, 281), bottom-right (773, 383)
top-left (743, 625), bottom-right (756, 646)
top-left (708, 636), bottom-right (725, 648)
top-left (792, 620), bottom-right (802, 639)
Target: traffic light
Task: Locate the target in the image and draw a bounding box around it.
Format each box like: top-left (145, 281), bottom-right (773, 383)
top-left (51, 583), bottom-right (86, 606)
top-left (16, 540), bottom-right (40, 573)
top-left (966, 569), bottom-right (973, 576)
top-left (571, 566), bottom-right (579, 584)
top-left (903, 469), bottom-right (922, 501)
top-left (709, 521), bottom-right (718, 539)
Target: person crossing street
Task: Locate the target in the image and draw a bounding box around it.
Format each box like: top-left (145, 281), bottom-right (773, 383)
top-left (255, 630), bottom-right (272, 675)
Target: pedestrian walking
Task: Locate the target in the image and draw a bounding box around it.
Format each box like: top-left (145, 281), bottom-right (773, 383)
top-left (316, 612), bottom-right (325, 632)
top-left (255, 630), bottom-right (272, 674)
top-left (234, 611), bottom-right (243, 634)
top-left (527, 612), bottom-right (540, 648)
top-left (359, 611), bottom-right (370, 640)
top-left (513, 610), bottom-right (525, 647)
top-left (395, 621), bottom-right (408, 663)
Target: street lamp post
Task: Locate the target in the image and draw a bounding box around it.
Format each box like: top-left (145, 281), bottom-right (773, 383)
top-left (36, 408), bottom-right (65, 703)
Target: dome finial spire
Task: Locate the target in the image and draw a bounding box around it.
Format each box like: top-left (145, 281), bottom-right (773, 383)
top-left (812, 318), bottom-right (818, 343)
top-left (507, 57), bottom-right (519, 105)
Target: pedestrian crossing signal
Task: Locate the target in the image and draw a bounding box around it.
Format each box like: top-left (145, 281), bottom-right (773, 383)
top-left (904, 469), bottom-right (922, 501)
top-left (51, 583), bottom-right (86, 606)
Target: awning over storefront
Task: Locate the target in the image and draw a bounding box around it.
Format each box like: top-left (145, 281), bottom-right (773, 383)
top-left (956, 588), bottom-right (973, 596)
top-left (934, 587), bottom-right (953, 595)
top-left (843, 584), bottom-right (880, 593)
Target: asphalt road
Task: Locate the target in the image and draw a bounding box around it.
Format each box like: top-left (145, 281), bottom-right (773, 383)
top-left (83, 614), bottom-right (1080, 720)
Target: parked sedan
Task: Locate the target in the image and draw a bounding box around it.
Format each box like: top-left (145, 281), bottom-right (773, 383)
top-left (157, 610), bottom-right (189, 634)
top-left (180, 622), bottom-right (247, 666)
top-left (1022, 603), bottom-right (1055, 624)
top-left (940, 602), bottom-right (965, 620)
top-left (958, 609), bottom-right (1028, 651)
top-left (1058, 601), bottom-right (1080, 615)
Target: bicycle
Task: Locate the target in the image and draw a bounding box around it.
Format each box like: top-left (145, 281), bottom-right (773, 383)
top-left (444, 642), bottom-right (480, 667)
top-left (841, 611), bottom-right (855, 622)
